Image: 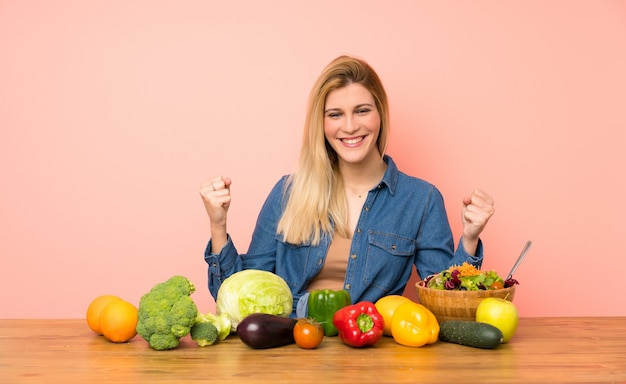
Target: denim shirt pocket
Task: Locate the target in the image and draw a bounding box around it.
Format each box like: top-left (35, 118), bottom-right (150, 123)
top-left (364, 232), bottom-right (417, 290)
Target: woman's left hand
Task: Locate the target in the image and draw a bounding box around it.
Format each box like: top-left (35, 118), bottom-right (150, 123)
top-left (461, 189), bottom-right (495, 244)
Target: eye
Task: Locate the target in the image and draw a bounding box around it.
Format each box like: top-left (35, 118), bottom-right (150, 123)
top-left (356, 108), bottom-right (371, 115)
top-left (326, 111), bottom-right (342, 118)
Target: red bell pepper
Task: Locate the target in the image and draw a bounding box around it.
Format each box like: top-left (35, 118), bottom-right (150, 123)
top-left (332, 301), bottom-right (384, 348)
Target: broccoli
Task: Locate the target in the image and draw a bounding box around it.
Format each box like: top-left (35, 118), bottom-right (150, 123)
top-left (190, 320), bottom-right (218, 347)
top-left (193, 312), bottom-right (232, 343)
top-left (136, 275), bottom-right (199, 350)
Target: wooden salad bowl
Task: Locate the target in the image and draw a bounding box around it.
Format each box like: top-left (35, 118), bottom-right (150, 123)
top-left (415, 280), bottom-right (516, 323)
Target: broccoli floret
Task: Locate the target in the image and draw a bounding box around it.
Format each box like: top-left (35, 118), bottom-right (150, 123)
top-left (190, 320), bottom-right (218, 347)
top-left (145, 333), bottom-right (181, 351)
top-left (195, 312), bottom-right (232, 342)
top-left (136, 275), bottom-right (198, 350)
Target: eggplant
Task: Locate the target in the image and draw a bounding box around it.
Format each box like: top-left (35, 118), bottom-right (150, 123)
top-left (236, 313), bottom-right (297, 349)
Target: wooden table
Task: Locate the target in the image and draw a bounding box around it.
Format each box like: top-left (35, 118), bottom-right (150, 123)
top-left (1, 318), bottom-right (625, 383)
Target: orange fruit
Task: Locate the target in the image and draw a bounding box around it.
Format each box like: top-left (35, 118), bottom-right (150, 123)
top-left (100, 299), bottom-right (138, 343)
top-left (86, 295), bottom-right (123, 335)
top-left (375, 295), bottom-right (412, 336)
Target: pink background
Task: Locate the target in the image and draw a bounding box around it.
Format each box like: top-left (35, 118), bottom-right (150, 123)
top-left (2, 1), bottom-right (625, 319)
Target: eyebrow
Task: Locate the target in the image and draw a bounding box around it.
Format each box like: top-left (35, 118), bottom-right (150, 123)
top-left (324, 103), bottom-right (375, 114)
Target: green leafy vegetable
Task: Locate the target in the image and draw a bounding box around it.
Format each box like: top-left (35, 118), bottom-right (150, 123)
top-left (425, 263), bottom-right (515, 291)
top-left (216, 269), bottom-right (293, 331)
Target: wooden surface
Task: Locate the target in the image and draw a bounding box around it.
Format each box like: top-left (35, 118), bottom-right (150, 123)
top-left (1, 317), bottom-right (625, 383)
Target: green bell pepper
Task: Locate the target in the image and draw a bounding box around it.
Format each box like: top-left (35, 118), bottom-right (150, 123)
top-left (307, 289), bottom-right (352, 336)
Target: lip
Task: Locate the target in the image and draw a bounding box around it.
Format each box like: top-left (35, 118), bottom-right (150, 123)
top-left (339, 135), bottom-right (367, 147)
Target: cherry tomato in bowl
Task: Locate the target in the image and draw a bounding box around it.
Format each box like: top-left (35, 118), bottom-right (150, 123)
top-left (293, 318), bottom-right (324, 349)
top-left (489, 281), bottom-right (505, 290)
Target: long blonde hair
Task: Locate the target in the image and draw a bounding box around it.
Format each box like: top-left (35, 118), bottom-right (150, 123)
top-left (276, 55), bottom-right (390, 245)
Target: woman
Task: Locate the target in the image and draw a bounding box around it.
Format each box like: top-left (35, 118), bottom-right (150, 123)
top-left (200, 55), bottom-right (495, 316)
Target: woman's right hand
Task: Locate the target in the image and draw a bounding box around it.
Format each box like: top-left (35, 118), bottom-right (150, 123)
top-left (199, 176), bottom-right (232, 228)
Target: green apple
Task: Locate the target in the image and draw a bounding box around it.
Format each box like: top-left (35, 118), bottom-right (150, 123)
top-left (475, 298), bottom-right (519, 342)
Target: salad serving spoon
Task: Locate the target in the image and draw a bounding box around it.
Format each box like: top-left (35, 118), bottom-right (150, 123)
top-left (506, 240), bottom-right (532, 281)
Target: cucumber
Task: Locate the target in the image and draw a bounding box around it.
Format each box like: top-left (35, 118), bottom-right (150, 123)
top-left (439, 320), bottom-right (503, 349)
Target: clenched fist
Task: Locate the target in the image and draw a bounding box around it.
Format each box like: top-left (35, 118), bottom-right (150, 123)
top-left (461, 189), bottom-right (495, 255)
top-left (200, 176), bottom-right (232, 229)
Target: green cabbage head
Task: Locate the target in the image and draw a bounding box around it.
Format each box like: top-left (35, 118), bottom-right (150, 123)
top-left (216, 269), bottom-right (293, 331)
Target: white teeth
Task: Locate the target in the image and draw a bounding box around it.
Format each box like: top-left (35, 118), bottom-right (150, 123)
top-left (342, 137), bottom-right (363, 144)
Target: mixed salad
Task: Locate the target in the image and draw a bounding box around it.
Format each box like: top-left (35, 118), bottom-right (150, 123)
top-left (424, 262), bottom-right (519, 291)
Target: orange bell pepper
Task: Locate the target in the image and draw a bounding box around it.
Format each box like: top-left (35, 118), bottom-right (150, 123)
top-left (390, 301), bottom-right (439, 347)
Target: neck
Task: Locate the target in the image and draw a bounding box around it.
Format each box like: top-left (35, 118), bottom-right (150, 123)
top-left (340, 154), bottom-right (387, 197)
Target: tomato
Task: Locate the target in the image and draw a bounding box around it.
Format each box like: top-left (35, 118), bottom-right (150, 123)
top-left (490, 281), bottom-right (505, 290)
top-left (293, 318), bottom-right (324, 349)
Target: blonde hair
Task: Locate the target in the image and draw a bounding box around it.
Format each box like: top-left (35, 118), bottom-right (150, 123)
top-left (276, 55), bottom-right (390, 245)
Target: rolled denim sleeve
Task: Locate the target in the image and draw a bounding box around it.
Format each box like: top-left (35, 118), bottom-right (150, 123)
top-left (204, 235), bottom-right (242, 301)
top-left (204, 176), bottom-right (289, 301)
top-left (414, 186), bottom-right (484, 279)
top-left (455, 237), bottom-right (484, 267)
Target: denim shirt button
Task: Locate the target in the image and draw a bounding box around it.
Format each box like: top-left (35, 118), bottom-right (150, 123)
top-left (345, 283), bottom-right (351, 290)
top-left (364, 206), bottom-right (370, 212)
top-left (350, 253), bottom-right (357, 260)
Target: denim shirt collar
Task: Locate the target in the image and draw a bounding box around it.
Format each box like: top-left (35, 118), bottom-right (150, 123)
top-left (380, 154), bottom-right (399, 196)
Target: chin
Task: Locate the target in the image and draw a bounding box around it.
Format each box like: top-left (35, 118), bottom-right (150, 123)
top-left (339, 155), bottom-right (369, 165)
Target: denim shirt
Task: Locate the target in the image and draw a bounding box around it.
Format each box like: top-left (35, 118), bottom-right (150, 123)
top-left (204, 155), bottom-right (483, 316)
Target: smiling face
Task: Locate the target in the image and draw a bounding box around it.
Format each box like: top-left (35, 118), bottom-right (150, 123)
top-left (323, 83), bottom-right (382, 166)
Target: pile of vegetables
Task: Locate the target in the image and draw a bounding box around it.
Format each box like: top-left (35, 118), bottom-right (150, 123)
top-left (424, 262), bottom-right (519, 291)
top-left (235, 299), bottom-right (386, 350)
top-left (134, 270), bottom-right (294, 351)
top-left (132, 267), bottom-right (517, 352)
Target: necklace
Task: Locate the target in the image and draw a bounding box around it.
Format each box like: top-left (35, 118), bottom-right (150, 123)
top-left (345, 160), bottom-right (386, 199)
top-left (351, 186), bottom-right (374, 199)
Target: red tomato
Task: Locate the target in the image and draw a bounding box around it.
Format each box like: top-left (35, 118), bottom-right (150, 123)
top-left (293, 318), bottom-right (324, 349)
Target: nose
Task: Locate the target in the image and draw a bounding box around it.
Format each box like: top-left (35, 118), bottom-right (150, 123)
top-left (344, 115), bottom-right (358, 134)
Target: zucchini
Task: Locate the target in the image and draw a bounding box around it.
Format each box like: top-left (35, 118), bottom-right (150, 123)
top-left (439, 320), bottom-right (503, 349)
